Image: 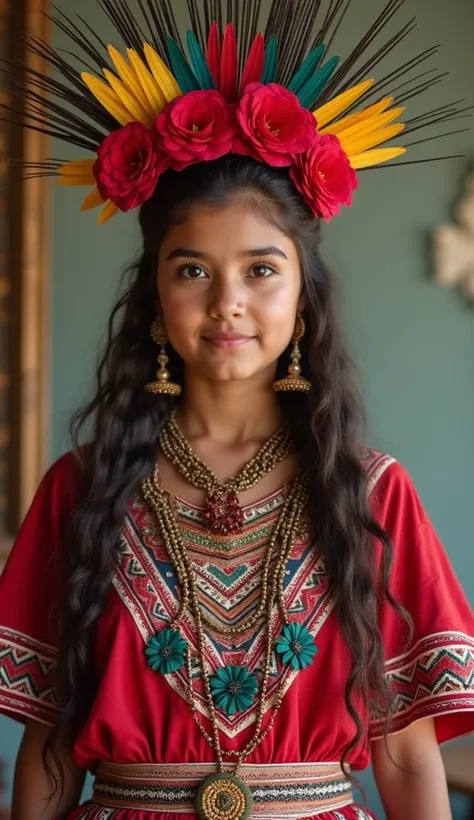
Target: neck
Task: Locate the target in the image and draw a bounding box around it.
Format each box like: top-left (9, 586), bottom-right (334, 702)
top-left (176, 370), bottom-right (283, 445)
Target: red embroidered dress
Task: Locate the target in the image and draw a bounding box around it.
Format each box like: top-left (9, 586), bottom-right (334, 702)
top-left (0, 450), bottom-right (473, 819)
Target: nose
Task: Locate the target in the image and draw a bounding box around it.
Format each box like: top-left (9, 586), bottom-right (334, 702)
top-left (208, 275), bottom-right (246, 321)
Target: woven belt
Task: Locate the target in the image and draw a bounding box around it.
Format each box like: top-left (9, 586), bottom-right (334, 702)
top-left (93, 761), bottom-right (353, 817)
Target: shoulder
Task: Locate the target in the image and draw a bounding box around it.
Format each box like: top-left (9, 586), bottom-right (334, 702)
top-left (361, 448), bottom-right (398, 496)
top-left (27, 448), bottom-right (87, 527)
top-left (40, 448), bottom-right (85, 492)
top-left (362, 448), bottom-right (427, 530)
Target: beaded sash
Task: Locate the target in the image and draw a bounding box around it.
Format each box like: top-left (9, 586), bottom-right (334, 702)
top-left (92, 761), bottom-right (353, 817)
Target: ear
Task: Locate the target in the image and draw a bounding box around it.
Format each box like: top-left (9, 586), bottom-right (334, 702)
top-left (297, 293), bottom-right (307, 314)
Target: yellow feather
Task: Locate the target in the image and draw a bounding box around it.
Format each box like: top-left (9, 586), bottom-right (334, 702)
top-left (321, 97), bottom-right (395, 135)
top-left (57, 159), bottom-right (95, 178)
top-left (127, 49), bottom-right (167, 117)
top-left (107, 45), bottom-right (155, 118)
top-left (103, 70), bottom-right (154, 127)
top-left (80, 188), bottom-right (105, 211)
top-left (56, 176), bottom-right (95, 187)
top-left (143, 43), bottom-right (181, 103)
top-left (98, 201), bottom-right (119, 225)
top-left (340, 123), bottom-right (405, 155)
top-left (81, 72), bottom-right (132, 125)
top-left (335, 108), bottom-right (406, 141)
top-left (313, 79), bottom-right (374, 128)
top-left (349, 146), bottom-right (407, 169)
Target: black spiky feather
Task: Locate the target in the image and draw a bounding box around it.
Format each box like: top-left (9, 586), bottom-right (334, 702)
top-left (2, 0), bottom-right (468, 178)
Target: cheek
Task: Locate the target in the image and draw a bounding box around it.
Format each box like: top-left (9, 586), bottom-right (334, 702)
top-left (158, 283), bottom-right (205, 355)
top-left (253, 284), bottom-right (300, 339)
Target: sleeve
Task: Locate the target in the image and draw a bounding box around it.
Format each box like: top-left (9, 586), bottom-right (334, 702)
top-left (367, 454), bottom-right (474, 744)
top-left (0, 451), bottom-right (82, 726)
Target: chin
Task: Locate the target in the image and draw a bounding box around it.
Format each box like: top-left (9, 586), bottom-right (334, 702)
top-left (209, 368), bottom-right (258, 383)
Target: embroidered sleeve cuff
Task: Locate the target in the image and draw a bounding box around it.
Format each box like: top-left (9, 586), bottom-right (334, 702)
top-left (370, 632), bottom-right (474, 742)
top-left (0, 626), bottom-right (60, 725)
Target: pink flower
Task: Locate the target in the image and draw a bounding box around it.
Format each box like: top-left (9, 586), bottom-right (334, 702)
top-left (290, 135), bottom-right (358, 221)
top-left (235, 83), bottom-right (317, 167)
top-left (93, 122), bottom-right (168, 211)
top-left (156, 90), bottom-right (236, 171)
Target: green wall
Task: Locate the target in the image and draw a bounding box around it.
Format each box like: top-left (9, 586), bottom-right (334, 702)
top-left (1, 1), bottom-right (473, 816)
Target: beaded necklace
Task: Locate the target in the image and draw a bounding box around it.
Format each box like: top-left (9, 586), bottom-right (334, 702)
top-left (142, 432), bottom-right (317, 820)
top-left (158, 411), bottom-right (293, 535)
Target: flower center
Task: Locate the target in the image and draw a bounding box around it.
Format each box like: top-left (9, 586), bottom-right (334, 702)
top-left (228, 682), bottom-right (242, 695)
top-left (191, 123), bottom-right (200, 132)
top-left (160, 646), bottom-right (174, 659)
top-left (216, 791), bottom-right (234, 811)
top-left (290, 640), bottom-right (303, 655)
top-left (318, 170), bottom-right (326, 181)
top-left (264, 116), bottom-right (280, 136)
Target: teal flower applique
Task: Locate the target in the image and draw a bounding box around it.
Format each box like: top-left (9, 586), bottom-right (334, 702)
top-left (275, 622), bottom-right (318, 670)
top-left (145, 628), bottom-right (188, 675)
top-left (209, 665), bottom-right (258, 715)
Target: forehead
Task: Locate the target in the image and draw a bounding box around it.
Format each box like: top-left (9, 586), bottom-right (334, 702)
top-left (159, 200), bottom-right (298, 261)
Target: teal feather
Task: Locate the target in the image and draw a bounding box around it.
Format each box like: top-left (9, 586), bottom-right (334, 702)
top-left (297, 55), bottom-right (340, 109)
top-left (260, 35), bottom-right (278, 84)
top-left (287, 44), bottom-right (326, 95)
top-left (167, 37), bottom-right (200, 93)
top-left (186, 29), bottom-right (215, 90)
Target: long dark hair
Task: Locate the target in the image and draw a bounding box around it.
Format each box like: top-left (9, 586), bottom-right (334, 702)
top-left (45, 155), bottom-right (406, 791)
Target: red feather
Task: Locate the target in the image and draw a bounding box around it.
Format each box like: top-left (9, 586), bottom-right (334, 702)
top-left (206, 22), bottom-right (221, 89)
top-left (220, 24), bottom-right (238, 101)
top-left (240, 34), bottom-right (265, 95)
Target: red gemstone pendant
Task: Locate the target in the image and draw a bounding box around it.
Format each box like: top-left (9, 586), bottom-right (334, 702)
top-left (204, 491), bottom-right (244, 535)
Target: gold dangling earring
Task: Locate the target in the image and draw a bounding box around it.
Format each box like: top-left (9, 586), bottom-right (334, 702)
top-left (144, 316), bottom-right (182, 396)
top-left (273, 314), bottom-right (311, 393)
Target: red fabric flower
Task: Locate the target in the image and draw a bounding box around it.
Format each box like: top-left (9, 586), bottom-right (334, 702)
top-left (290, 134), bottom-right (358, 221)
top-left (94, 122), bottom-right (168, 211)
top-left (235, 83), bottom-right (317, 167)
top-left (156, 90), bottom-right (236, 171)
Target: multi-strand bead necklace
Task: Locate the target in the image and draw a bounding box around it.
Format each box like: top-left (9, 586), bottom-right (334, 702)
top-left (158, 410), bottom-right (293, 535)
top-left (142, 415), bottom-right (315, 820)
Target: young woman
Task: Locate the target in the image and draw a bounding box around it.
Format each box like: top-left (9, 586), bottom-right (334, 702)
top-left (0, 3), bottom-right (473, 820)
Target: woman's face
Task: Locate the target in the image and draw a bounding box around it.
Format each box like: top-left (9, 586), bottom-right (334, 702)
top-left (157, 200), bottom-right (304, 385)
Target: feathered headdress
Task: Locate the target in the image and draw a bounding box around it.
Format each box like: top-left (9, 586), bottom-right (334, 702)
top-left (6, 0), bottom-right (469, 225)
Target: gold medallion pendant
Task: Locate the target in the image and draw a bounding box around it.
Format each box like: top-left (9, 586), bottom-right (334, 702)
top-left (195, 773), bottom-right (253, 820)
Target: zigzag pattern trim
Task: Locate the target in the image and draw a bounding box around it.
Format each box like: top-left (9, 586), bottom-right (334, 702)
top-left (73, 808), bottom-right (121, 820)
top-left (114, 493), bottom-right (334, 738)
top-left (0, 626), bottom-right (60, 724)
top-left (370, 631), bottom-right (474, 739)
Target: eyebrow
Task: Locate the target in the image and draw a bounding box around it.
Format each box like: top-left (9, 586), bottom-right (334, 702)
top-left (166, 245), bottom-right (288, 261)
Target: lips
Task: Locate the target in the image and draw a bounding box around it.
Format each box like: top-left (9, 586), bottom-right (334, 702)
top-left (203, 331), bottom-right (254, 348)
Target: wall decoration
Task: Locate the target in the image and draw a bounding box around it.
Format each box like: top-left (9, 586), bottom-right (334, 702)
top-left (0, 0), bottom-right (49, 568)
top-left (433, 171), bottom-right (474, 304)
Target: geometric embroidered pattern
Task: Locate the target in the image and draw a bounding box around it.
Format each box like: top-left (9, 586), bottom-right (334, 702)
top-left (72, 809), bottom-right (121, 820)
top-left (0, 626), bottom-right (60, 725)
top-left (91, 761), bottom-right (353, 815)
top-left (114, 486), bottom-right (335, 738)
top-left (370, 631), bottom-right (474, 739)
top-left (113, 451), bottom-right (394, 739)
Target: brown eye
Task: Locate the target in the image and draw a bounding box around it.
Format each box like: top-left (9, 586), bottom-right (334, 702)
top-left (250, 263), bottom-right (278, 279)
top-left (179, 264), bottom-right (207, 279)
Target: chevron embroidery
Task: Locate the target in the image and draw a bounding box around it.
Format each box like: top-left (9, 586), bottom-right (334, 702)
top-left (0, 626), bottom-right (60, 724)
top-left (370, 631), bottom-right (474, 739)
top-left (113, 459), bottom-right (392, 739)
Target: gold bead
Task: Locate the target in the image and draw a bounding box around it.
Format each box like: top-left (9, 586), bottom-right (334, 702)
top-left (141, 436), bottom-right (309, 779)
